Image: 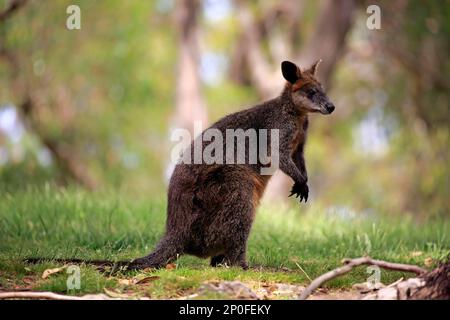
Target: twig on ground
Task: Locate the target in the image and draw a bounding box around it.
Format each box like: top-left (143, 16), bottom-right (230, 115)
top-left (341, 257), bottom-right (427, 275)
top-left (299, 256), bottom-right (427, 300)
top-left (293, 261), bottom-right (312, 282)
top-left (0, 291), bottom-right (85, 300)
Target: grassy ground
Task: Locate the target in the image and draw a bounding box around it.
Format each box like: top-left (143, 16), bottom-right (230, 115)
top-left (0, 187), bottom-right (448, 299)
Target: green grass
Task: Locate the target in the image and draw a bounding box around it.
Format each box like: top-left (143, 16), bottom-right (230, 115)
top-left (0, 186), bottom-right (448, 299)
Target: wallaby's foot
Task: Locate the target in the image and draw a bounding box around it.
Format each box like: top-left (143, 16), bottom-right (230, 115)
top-left (226, 258), bottom-right (249, 270)
top-left (238, 261), bottom-right (249, 270)
top-left (289, 180), bottom-right (309, 202)
top-left (229, 248), bottom-right (249, 270)
top-left (210, 253), bottom-right (248, 270)
top-left (210, 255), bottom-right (226, 267)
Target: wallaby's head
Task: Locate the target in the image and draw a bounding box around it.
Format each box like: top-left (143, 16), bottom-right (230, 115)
top-left (281, 60), bottom-right (335, 115)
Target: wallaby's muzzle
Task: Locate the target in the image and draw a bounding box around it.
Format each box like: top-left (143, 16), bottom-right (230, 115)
top-left (324, 102), bottom-right (335, 114)
top-left (319, 102), bottom-right (335, 115)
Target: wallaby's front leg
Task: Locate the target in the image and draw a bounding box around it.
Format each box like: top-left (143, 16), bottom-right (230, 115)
top-left (280, 160), bottom-right (309, 202)
top-left (291, 142), bottom-right (308, 201)
top-left (279, 148), bottom-right (309, 202)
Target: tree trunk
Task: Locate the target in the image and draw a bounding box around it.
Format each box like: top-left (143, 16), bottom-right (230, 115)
top-left (296, 0), bottom-right (356, 88)
top-left (165, 0), bottom-right (207, 181)
top-left (173, 0), bottom-right (207, 132)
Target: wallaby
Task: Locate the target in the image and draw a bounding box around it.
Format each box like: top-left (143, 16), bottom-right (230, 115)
top-left (127, 60), bottom-right (335, 270)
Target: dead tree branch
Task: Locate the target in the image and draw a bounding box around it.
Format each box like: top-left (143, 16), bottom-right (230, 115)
top-left (341, 257), bottom-right (427, 275)
top-left (0, 291), bottom-right (86, 300)
top-left (299, 257), bottom-right (427, 300)
top-left (0, 291), bottom-right (120, 300)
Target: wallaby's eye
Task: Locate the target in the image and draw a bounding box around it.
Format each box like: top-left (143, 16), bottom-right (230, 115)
top-left (306, 88), bottom-right (318, 99)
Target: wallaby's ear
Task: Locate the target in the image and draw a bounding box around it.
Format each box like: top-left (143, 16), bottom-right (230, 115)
top-left (281, 61), bottom-right (301, 84)
top-left (306, 59), bottom-right (322, 75)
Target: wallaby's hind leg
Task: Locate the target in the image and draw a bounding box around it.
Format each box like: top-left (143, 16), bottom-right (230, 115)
top-left (224, 196), bottom-right (253, 269)
top-left (127, 235), bottom-right (183, 270)
top-left (222, 241), bottom-right (250, 269)
top-left (210, 245), bottom-right (249, 269)
top-left (207, 189), bottom-right (254, 269)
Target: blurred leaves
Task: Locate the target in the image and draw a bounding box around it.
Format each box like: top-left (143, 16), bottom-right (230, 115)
top-left (0, 0), bottom-right (448, 218)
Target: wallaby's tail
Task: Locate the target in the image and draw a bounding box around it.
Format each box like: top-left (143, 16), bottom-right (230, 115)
top-left (127, 235), bottom-right (183, 270)
top-left (24, 237), bottom-right (182, 272)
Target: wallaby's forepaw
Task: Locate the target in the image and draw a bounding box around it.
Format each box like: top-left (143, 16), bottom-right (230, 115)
top-left (289, 181), bottom-right (309, 202)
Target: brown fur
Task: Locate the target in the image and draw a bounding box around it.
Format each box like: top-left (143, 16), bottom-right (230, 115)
top-left (250, 170), bottom-right (270, 207)
top-left (126, 60), bottom-right (335, 270)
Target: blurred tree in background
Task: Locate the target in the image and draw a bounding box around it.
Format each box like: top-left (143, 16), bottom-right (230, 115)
top-left (0, 0), bottom-right (448, 219)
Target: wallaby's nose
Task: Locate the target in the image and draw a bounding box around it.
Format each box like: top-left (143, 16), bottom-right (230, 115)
top-left (326, 103), bottom-right (335, 114)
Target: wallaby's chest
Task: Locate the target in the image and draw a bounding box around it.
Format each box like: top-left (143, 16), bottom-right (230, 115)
top-left (290, 116), bottom-right (309, 153)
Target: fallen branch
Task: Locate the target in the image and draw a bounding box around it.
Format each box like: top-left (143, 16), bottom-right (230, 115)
top-left (0, 291), bottom-right (85, 300)
top-left (299, 257), bottom-right (427, 300)
top-left (342, 257), bottom-right (427, 275)
top-left (0, 290), bottom-right (153, 300)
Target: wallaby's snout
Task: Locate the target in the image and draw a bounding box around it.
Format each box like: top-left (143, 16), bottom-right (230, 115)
top-left (314, 91), bottom-right (335, 115)
top-left (324, 102), bottom-right (335, 114)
